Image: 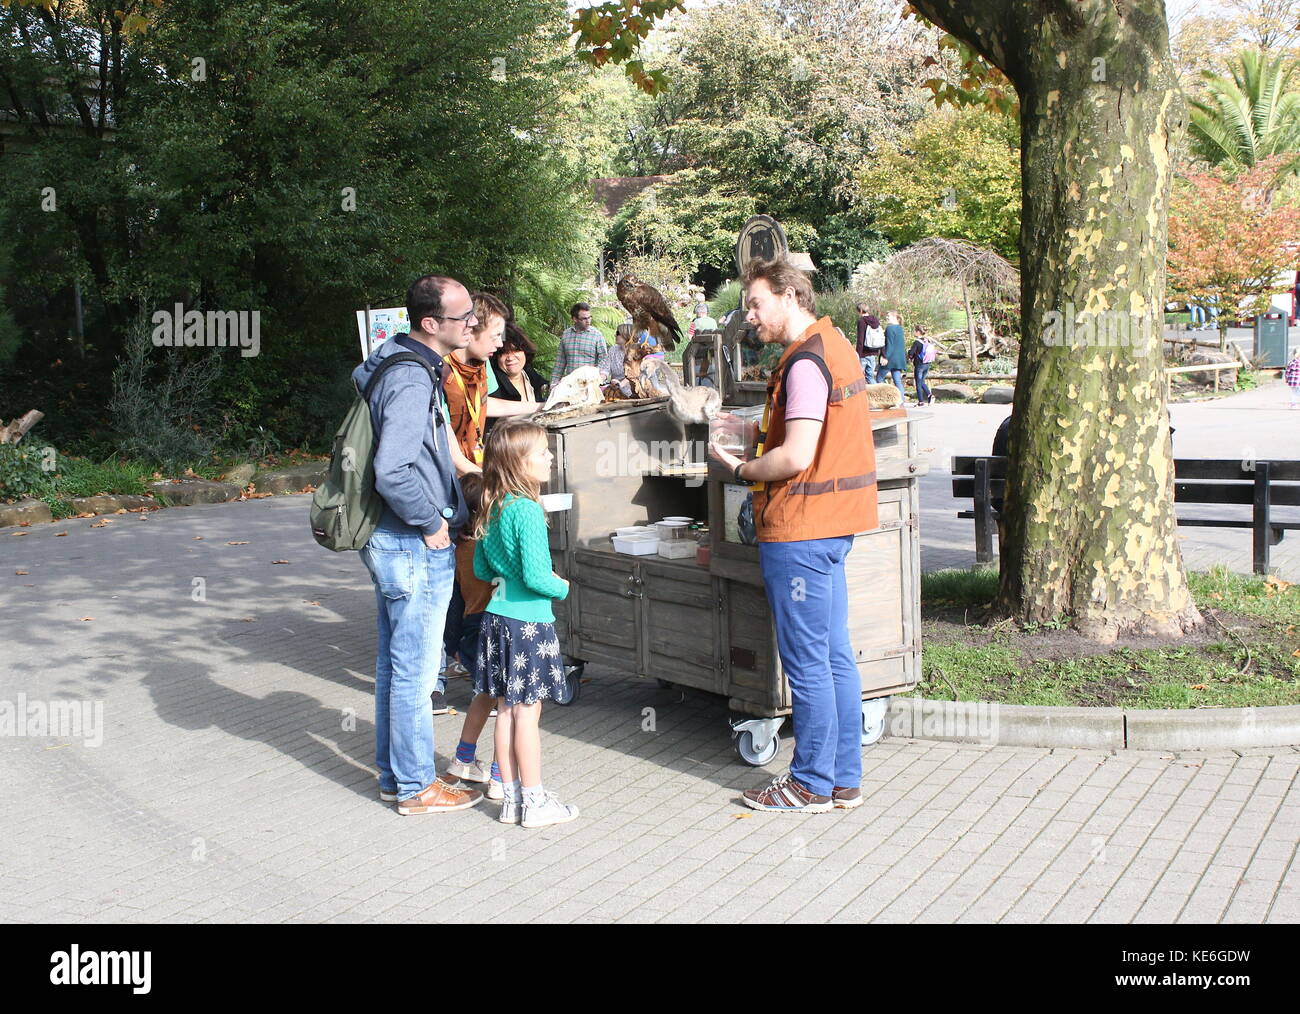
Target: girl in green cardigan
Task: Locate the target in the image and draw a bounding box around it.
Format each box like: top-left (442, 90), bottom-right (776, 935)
top-left (472, 418), bottom-right (578, 829)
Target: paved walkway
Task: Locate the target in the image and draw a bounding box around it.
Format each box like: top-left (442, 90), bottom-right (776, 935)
top-left (3, 491), bottom-right (1298, 923)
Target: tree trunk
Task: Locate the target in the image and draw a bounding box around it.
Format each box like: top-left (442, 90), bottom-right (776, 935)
top-left (912, 0), bottom-right (1203, 641)
top-left (960, 273), bottom-right (977, 365)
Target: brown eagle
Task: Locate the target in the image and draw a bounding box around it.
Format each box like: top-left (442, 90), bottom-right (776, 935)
top-left (616, 275), bottom-right (683, 351)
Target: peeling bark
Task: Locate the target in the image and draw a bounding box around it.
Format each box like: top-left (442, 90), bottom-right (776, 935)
top-left (912, 0), bottom-right (1203, 640)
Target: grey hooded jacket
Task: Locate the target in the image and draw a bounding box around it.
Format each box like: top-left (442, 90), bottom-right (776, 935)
top-left (351, 336), bottom-right (467, 537)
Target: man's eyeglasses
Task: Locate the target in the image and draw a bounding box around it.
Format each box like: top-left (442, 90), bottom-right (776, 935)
top-left (431, 309), bottom-right (478, 325)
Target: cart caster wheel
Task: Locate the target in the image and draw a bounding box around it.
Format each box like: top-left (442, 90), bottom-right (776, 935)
top-left (735, 730), bottom-right (780, 766)
top-left (861, 697), bottom-right (889, 746)
top-left (555, 664), bottom-right (584, 706)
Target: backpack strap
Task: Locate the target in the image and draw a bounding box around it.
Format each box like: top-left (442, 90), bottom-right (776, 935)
top-left (361, 351), bottom-right (441, 424)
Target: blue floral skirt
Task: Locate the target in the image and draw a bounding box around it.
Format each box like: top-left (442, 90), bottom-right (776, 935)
top-left (473, 612), bottom-right (566, 706)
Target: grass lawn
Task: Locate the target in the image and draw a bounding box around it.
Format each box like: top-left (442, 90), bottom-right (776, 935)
top-left (916, 566), bottom-right (1300, 709)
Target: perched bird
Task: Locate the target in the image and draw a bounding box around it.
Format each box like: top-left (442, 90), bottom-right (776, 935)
top-left (616, 275), bottom-right (683, 351)
top-left (542, 365), bottom-right (605, 415)
top-left (642, 358), bottom-right (722, 425)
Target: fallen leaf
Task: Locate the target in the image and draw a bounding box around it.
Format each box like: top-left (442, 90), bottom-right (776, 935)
top-left (114, 509), bottom-right (127, 515)
top-left (78, 617), bottom-right (94, 622)
top-left (71, 512), bottom-right (95, 519)
top-left (90, 519), bottom-right (113, 528)
top-left (227, 541), bottom-right (249, 545)
top-left (193, 536), bottom-right (203, 541)
top-left (732, 813), bottom-right (753, 820)
top-left (152, 472), bottom-right (162, 479)
top-left (183, 467), bottom-right (199, 478)
top-left (15, 570), bottom-right (28, 575)
top-left (271, 559), bottom-right (289, 565)
top-left (1209, 592), bottom-right (1222, 600)
top-left (1190, 683), bottom-right (1209, 690)
top-left (1293, 649), bottom-right (1300, 658)
top-left (55, 532), bottom-right (68, 537)
top-left (10, 532), bottom-right (27, 537)
top-left (304, 600), bottom-right (321, 606)
top-left (17, 521), bottom-right (30, 528)
top-left (239, 617), bottom-right (255, 622)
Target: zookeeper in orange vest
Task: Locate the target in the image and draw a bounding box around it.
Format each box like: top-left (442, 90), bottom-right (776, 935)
top-left (709, 258), bottom-right (879, 814)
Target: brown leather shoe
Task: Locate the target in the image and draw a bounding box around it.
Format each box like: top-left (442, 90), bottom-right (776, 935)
top-left (831, 786), bottom-right (863, 809)
top-left (396, 780), bottom-right (482, 815)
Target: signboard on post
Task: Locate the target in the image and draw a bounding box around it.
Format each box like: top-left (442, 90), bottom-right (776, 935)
top-left (355, 306), bottom-right (408, 362)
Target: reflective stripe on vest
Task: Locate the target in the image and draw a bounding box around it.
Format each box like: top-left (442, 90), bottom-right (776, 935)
top-left (787, 471), bottom-right (877, 496)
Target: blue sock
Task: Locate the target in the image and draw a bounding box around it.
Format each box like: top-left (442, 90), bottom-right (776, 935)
top-left (455, 740), bottom-right (476, 764)
top-left (490, 761), bottom-right (501, 782)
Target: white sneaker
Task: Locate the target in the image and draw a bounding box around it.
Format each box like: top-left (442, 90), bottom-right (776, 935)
top-left (521, 792), bottom-right (580, 829)
top-left (486, 777), bottom-right (505, 801)
top-left (499, 798), bottom-right (521, 825)
top-left (444, 757), bottom-right (491, 784)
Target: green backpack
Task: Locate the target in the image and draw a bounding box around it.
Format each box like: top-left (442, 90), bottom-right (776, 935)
top-left (310, 352), bottom-right (436, 552)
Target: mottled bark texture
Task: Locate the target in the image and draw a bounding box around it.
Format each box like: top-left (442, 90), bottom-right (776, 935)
top-left (910, 0), bottom-right (1202, 640)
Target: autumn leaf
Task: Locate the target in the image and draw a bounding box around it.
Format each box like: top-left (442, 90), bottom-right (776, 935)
top-left (10, 532), bottom-right (27, 537)
top-left (1190, 683), bottom-right (1209, 690)
top-left (271, 559), bottom-right (290, 565)
top-left (77, 617), bottom-right (94, 622)
top-left (55, 532), bottom-right (68, 537)
top-left (15, 570), bottom-right (28, 575)
top-left (227, 541), bottom-right (250, 545)
top-left (193, 536), bottom-right (203, 541)
top-left (90, 519), bottom-right (113, 528)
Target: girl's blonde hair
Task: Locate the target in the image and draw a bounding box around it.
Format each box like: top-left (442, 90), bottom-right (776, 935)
top-left (473, 417), bottom-right (549, 540)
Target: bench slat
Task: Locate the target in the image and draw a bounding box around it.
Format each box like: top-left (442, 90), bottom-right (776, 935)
top-left (1176, 459), bottom-right (1300, 481)
top-left (1174, 482), bottom-right (1300, 507)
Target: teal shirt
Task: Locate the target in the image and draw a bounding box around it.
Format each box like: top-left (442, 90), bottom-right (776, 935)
top-left (474, 494), bottom-right (569, 623)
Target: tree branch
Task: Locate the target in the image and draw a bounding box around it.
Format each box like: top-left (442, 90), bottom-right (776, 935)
top-left (906, 0), bottom-right (1018, 75)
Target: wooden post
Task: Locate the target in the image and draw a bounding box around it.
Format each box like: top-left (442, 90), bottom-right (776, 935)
top-left (974, 457), bottom-right (993, 565)
top-left (1252, 460), bottom-right (1272, 575)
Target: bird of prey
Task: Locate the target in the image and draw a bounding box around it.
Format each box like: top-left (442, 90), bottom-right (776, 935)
top-left (616, 275), bottom-right (683, 351)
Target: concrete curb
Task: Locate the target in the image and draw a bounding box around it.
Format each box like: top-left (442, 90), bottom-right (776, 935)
top-left (887, 696), bottom-right (1300, 751)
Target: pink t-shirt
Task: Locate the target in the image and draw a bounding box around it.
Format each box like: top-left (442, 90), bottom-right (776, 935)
top-left (784, 359), bottom-right (829, 422)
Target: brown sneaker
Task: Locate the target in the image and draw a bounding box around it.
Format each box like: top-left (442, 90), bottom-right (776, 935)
top-left (395, 780), bottom-right (482, 815)
top-left (832, 786), bottom-right (863, 809)
top-left (741, 773), bottom-right (833, 813)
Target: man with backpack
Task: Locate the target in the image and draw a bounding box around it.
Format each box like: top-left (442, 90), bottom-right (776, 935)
top-left (855, 305), bottom-right (885, 383)
top-left (349, 274), bottom-right (483, 815)
top-left (908, 326), bottom-right (937, 406)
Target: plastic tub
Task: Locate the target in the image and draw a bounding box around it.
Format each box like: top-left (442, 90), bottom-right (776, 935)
top-left (614, 525), bottom-right (653, 537)
top-left (655, 520), bottom-right (690, 541)
top-left (540, 493), bottom-right (573, 513)
top-left (612, 533), bottom-right (660, 556)
top-left (657, 539), bottom-right (697, 560)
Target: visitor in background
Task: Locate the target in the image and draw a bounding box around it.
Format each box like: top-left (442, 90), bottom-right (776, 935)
top-left (549, 303), bottom-right (607, 387)
top-left (489, 323), bottom-right (546, 428)
top-left (856, 306), bottom-right (884, 382)
top-left (907, 325), bottom-right (936, 407)
top-left (881, 311), bottom-right (907, 398)
top-left (688, 303), bottom-right (718, 339)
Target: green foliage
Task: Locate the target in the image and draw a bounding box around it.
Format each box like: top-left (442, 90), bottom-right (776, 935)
top-left (860, 106), bottom-right (1022, 258)
top-left (980, 357), bottom-right (1017, 375)
top-left (0, 440), bottom-right (56, 501)
top-left (811, 287), bottom-right (862, 346)
top-left (1, 0), bottom-right (601, 455)
top-left (921, 567), bottom-right (1000, 608)
top-left (851, 263), bottom-right (956, 335)
top-left (510, 267), bottom-right (593, 379)
top-left (109, 317), bottom-right (222, 469)
top-left (1188, 49), bottom-right (1300, 187)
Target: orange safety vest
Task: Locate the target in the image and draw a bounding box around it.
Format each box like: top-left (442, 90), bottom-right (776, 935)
top-left (752, 316), bottom-right (879, 542)
top-left (443, 355), bottom-right (488, 465)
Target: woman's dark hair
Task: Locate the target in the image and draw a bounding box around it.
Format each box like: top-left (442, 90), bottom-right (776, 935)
top-left (864, 314), bottom-right (881, 329)
top-left (494, 321), bottom-right (536, 365)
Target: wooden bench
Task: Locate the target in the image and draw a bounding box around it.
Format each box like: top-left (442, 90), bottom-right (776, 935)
top-left (952, 457), bottom-right (1300, 574)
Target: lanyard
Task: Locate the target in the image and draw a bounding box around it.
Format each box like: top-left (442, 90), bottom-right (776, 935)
top-left (447, 367), bottom-right (485, 464)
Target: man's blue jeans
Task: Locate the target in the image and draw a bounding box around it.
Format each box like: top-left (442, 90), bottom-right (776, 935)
top-left (361, 526), bottom-right (456, 801)
top-left (758, 536), bottom-right (862, 797)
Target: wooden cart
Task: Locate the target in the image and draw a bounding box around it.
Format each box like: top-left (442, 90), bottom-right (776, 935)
top-left (541, 398), bottom-right (926, 765)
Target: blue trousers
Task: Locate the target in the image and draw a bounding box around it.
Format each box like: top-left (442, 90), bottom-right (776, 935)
top-left (758, 536), bottom-right (862, 796)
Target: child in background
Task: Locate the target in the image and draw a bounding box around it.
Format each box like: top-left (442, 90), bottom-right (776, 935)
top-left (1285, 349), bottom-right (1300, 409)
top-left (472, 418), bottom-right (578, 829)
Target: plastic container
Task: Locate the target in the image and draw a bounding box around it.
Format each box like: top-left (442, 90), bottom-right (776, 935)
top-left (540, 493), bottom-right (573, 513)
top-left (612, 533), bottom-right (660, 556)
top-left (661, 516), bottom-right (693, 524)
top-left (655, 520), bottom-right (690, 542)
top-left (657, 538), bottom-right (697, 560)
top-left (614, 525), bottom-right (653, 537)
